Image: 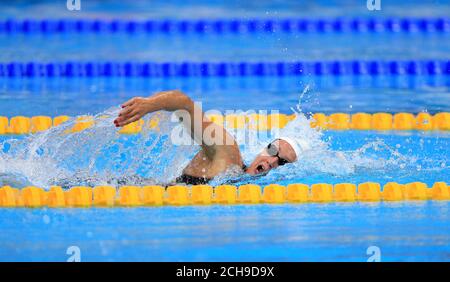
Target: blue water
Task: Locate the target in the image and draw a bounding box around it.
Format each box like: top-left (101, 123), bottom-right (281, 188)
top-left (1, 33), bottom-right (449, 61)
top-left (0, 0), bottom-right (449, 261)
top-left (2, 0), bottom-right (450, 19)
top-left (1, 129), bottom-right (448, 188)
top-left (1, 202), bottom-right (450, 262)
top-left (1, 76), bottom-right (450, 115)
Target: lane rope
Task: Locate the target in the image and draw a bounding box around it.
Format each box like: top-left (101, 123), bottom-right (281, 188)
top-left (0, 112), bottom-right (449, 135)
top-left (0, 60), bottom-right (449, 77)
top-left (0, 182), bottom-right (448, 207)
top-left (0, 18), bottom-right (449, 34)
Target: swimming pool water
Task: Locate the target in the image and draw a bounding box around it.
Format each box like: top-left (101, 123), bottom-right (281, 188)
top-left (1, 76), bottom-right (449, 116)
top-left (0, 0), bottom-right (449, 262)
top-left (1, 129), bottom-right (448, 188)
top-left (2, 32), bottom-right (449, 61)
top-left (2, 202), bottom-right (450, 262)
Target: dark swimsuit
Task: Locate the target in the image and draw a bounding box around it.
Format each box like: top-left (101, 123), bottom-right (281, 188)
top-left (175, 174), bottom-right (211, 185)
top-left (175, 164), bottom-right (247, 185)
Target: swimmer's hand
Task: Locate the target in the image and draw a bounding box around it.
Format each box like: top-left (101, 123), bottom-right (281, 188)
top-left (114, 97), bottom-right (152, 127)
top-left (115, 90), bottom-right (241, 163)
top-left (114, 90), bottom-right (190, 127)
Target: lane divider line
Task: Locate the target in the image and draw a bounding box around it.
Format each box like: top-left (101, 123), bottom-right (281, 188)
top-left (0, 60), bottom-right (449, 77)
top-left (1, 18), bottom-right (448, 34)
top-left (1, 182), bottom-right (448, 207)
top-left (0, 112), bottom-right (449, 135)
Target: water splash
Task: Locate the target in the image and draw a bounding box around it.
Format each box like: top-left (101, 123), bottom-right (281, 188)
top-left (0, 104), bottom-right (419, 188)
top-left (0, 107), bottom-right (197, 188)
top-left (213, 112), bottom-right (418, 186)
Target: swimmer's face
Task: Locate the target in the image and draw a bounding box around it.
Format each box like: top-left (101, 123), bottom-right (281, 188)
top-left (246, 139), bottom-right (297, 175)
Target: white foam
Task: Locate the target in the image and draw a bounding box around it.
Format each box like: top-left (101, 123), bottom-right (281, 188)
top-left (0, 103), bottom-right (416, 188)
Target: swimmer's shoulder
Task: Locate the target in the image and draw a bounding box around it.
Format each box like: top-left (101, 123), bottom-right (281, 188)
top-left (213, 143), bottom-right (244, 168)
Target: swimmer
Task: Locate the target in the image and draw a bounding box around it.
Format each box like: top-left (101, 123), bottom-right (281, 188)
top-left (114, 90), bottom-right (306, 185)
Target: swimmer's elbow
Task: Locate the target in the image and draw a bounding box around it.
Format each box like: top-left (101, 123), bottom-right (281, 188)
top-left (170, 90), bottom-right (192, 105)
top-left (167, 89), bottom-right (189, 100)
top-left (159, 90), bottom-right (193, 111)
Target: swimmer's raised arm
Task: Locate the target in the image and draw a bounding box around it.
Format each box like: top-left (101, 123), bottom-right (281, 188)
top-left (114, 90), bottom-right (238, 160)
top-left (114, 90), bottom-right (191, 126)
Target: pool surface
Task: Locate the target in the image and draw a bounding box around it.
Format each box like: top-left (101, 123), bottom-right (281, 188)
top-left (2, 202), bottom-right (450, 262)
top-left (0, 0), bottom-right (449, 262)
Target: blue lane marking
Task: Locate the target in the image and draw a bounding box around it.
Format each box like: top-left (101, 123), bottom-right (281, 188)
top-left (0, 60), bottom-right (449, 77)
top-left (0, 18), bottom-right (449, 34)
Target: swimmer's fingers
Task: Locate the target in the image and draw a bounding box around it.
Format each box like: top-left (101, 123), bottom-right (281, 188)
top-left (115, 109), bottom-right (136, 126)
top-left (121, 98), bottom-right (137, 108)
top-left (121, 96), bottom-right (146, 108)
top-left (118, 106), bottom-right (134, 118)
top-left (119, 114), bottom-right (141, 127)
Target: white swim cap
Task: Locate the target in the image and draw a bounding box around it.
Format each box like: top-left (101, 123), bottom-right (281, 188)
top-left (277, 136), bottom-right (310, 161)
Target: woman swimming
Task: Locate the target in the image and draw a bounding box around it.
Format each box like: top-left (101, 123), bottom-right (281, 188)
top-left (114, 90), bottom-right (305, 185)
